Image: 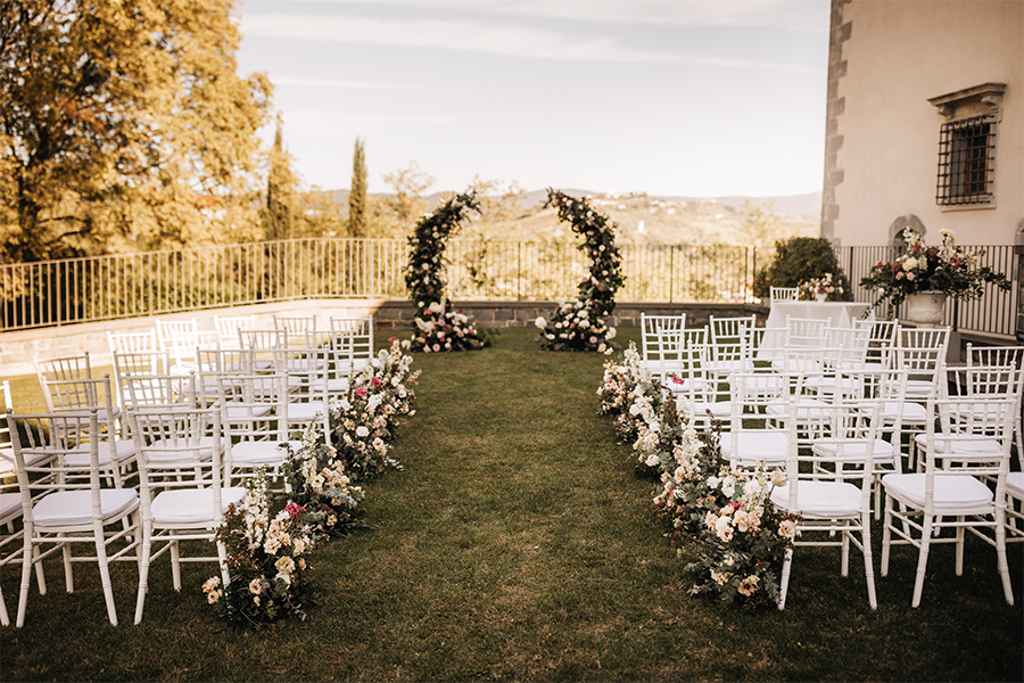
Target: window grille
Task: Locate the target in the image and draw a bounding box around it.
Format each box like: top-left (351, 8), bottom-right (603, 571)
top-left (936, 115), bottom-right (996, 206)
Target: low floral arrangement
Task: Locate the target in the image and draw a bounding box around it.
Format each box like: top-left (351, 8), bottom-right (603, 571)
top-left (536, 190), bottom-right (624, 353)
top-left (599, 347), bottom-right (796, 609)
top-left (798, 272), bottom-right (844, 301)
top-left (405, 191), bottom-right (490, 352)
top-left (860, 228), bottom-right (1011, 309)
top-left (204, 473), bottom-right (317, 625)
top-left (283, 425), bottom-right (366, 537)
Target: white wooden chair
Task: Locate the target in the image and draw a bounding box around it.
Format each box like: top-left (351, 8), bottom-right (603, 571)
top-left (329, 316), bottom-right (374, 372)
top-left (721, 372), bottom-right (797, 469)
top-left (854, 319), bottom-right (899, 372)
top-left (308, 331), bottom-right (356, 395)
top-left (640, 313), bottom-right (687, 375)
top-left (277, 346), bottom-right (331, 443)
top-left (219, 373), bottom-right (294, 484)
top-left (706, 315), bottom-right (755, 378)
top-left (131, 407), bottom-right (242, 624)
top-left (965, 344), bottom-right (1024, 472)
top-left (239, 329), bottom-right (287, 371)
top-left (881, 396), bottom-right (1016, 607)
top-left (213, 315), bottom-right (257, 346)
top-left (154, 319), bottom-right (218, 375)
top-left (770, 286), bottom-right (800, 303)
top-left (894, 327), bottom-right (950, 469)
top-left (9, 410), bottom-right (140, 627)
top-left (775, 388), bottom-right (885, 609)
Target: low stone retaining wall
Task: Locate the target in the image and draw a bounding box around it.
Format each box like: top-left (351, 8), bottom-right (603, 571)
top-left (375, 300), bottom-right (767, 329)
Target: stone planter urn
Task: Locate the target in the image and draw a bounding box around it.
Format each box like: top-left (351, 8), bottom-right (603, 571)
top-left (815, 293), bottom-right (827, 303)
top-left (905, 291), bottom-right (947, 326)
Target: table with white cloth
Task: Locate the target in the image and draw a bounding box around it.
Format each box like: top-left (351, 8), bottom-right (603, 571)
top-left (758, 301), bottom-right (873, 359)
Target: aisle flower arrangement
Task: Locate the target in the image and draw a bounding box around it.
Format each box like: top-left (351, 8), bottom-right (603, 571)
top-left (860, 227), bottom-right (1010, 308)
top-left (536, 190), bottom-right (624, 353)
top-left (405, 191), bottom-right (490, 352)
top-left (205, 474), bottom-right (317, 625)
top-left (597, 347), bottom-right (795, 609)
top-left (207, 338), bottom-right (421, 626)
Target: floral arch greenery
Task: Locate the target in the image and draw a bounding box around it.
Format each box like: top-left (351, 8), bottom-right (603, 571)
top-left (405, 188), bottom-right (623, 354)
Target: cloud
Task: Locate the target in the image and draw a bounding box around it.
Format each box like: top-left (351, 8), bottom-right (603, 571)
top-left (274, 76), bottom-right (417, 90)
top-left (242, 12), bottom-right (816, 71)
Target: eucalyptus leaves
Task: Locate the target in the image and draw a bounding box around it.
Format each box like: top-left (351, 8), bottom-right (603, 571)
top-left (405, 191), bottom-right (489, 352)
top-left (536, 190), bottom-right (624, 352)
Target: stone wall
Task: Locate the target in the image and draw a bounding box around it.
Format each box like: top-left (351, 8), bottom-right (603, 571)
top-left (375, 300), bottom-right (767, 330)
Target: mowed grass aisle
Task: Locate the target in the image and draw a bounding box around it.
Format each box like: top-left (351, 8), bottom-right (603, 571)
top-left (1, 327), bottom-right (1021, 681)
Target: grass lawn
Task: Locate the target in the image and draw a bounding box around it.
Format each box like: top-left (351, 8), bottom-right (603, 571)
top-left (1, 326), bottom-right (1021, 681)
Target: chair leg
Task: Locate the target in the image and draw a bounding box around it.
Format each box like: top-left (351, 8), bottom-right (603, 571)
top-left (862, 515), bottom-right (878, 610)
top-left (777, 547), bottom-right (794, 610)
top-left (170, 539), bottom-right (182, 591)
top-left (873, 481), bottom-right (882, 521)
top-left (841, 523), bottom-right (850, 577)
top-left (912, 515), bottom-right (933, 608)
top-left (0, 584), bottom-right (8, 627)
top-left (94, 523), bottom-right (118, 626)
top-left (134, 521), bottom-right (153, 625)
top-left (881, 496), bottom-right (893, 577)
top-left (62, 542), bottom-right (75, 592)
top-left (16, 527), bottom-right (33, 628)
top-left (995, 508), bottom-right (1015, 606)
top-left (216, 540), bottom-right (231, 589)
top-left (32, 545), bottom-right (46, 595)
top-left (955, 517), bottom-right (965, 577)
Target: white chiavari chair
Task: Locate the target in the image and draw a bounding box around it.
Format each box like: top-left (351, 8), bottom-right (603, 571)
top-left (308, 331), bottom-right (356, 396)
top-left (805, 326), bottom-right (872, 396)
top-left (274, 314), bottom-right (317, 349)
top-left (854, 319), bottom-right (900, 372)
top-left (132, 407), bottom-right (242, 624)
top-left (112, 351), bottom-right (169, 407)
top-left (277, 346), bottom-right (331, 443)
top-left (196, 347), bottom-right (256, 406)
top-left (775, 385), bottom-right (884, 609)
top-left (219, 373), bottom-right (294, 484)
top-left (154, 318), bottom-right (218, 376)
top-left (965, 344), bottom-right (1024, 472)
top-left (666, 329), bottom-right (728, 431)
top-left (785, 317), bottom-right (829, 351)
top-left (749, 326), bottom-right (787, 367)
top-left (643, 323), bottom-right (687, 383)
top-left (122, 372), bottom-right (200, 413)
top-left (240, 329), bottom-right (287, 371)
top-left (9, 410), bottom-right (140, 627)
top-left (0, 459), bottom-right (23, 627)
top-left (329, 316), bottom-right (374, 372)
top-left (640, 313), bottom-right (687, 375)
top-left (894, 327), bottom-right (950, 469)
top-left (881, 396), bottom-right (1016, 607)
top-left (1, 380), bottom-right (13, 468)
top-left (213, 315), bottom-right (257, 346)
top-left (706, 315), bottom-right (755, 379)
top-left (770, 286), bottom-right (800, 303)
top-left (721, 372), bottom-right (798, 469)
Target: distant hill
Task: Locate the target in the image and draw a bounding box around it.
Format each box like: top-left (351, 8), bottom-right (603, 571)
top-left (312, 187), bottom-right (822, 245)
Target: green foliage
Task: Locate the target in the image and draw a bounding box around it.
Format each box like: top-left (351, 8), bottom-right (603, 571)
top-left (0, 0), bottom-right (271, 261)
top-left (754, 236), bottom-right (851, 301)
top-left (264, 114), bottom-right (295, 241)
top-left (348, 138), bottom-right (368, 237)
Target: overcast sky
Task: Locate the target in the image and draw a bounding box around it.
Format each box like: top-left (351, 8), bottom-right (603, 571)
top-left (237, 0), bottom-right (830, 196)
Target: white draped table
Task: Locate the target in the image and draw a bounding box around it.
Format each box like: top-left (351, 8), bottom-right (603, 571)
top-left (759, 301), bottom-right (873, 357)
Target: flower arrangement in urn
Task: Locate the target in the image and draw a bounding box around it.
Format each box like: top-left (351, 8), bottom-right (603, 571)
top-left (861, 228), bottom-right (1010, 323)
top-left (798, 273), bottom-right (844, 302)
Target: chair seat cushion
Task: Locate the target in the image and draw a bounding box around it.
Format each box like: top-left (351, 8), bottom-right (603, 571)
top-left (866, 400), bottom-right (929, 423)
top-left (0, 492), bottom-right (22, 521)
top-left (720, 431), bottom-right (791, 464)
top-left (231, 440), bottom-right (301, 466)
top-left (150, 487), bottom-right (246, 525)
top-left (766, 397), bottom-right (829, 418)
top-left (310, 377), bottom-right (351, 392)
top-left (677, 399), bottom-right (731, 418)
top-left (33, 489), bottom-right (138, 527)
top-left (662, 375), bottom-right (708, 393)
top-left (66, 439), bottom-right (138, 466)
top-left (640, 359), bottom-right (684, 374)
top-left (287, 402), bottom-right (327, 420)
top-left (912, 433), bottom-right (1003, 455)
top-left (881, 473), bottom-right (993, 512)
top-left (147, 436), bottom-right (227, 464)
top-left (1007, 472), bottom-right (1024, 500)
top-left (905, 379), bottom-right (935, 396)
top-left (805, 375), bottom-right (862, 392)
top-left (223, 405), bottom-right (274, 420)
top-left (771, 480), bottom-right (863, 517)
top-left (812, 438), bottom-right (897, 462)
top-left (705, 359), bottom-right (754, 374)
top-left (53, 407), bottom-right (119, 422)
top-left (1, 446), bottom-right (54, 468)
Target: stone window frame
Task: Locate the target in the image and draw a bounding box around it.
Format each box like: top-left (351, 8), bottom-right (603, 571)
top-left (927, 82), bottom-right (1006, 212)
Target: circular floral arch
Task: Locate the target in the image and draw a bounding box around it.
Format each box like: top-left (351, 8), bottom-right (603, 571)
top-left (405, 190), bottom-right (489, 352)
top-left (535, 189), bottom-right (624, 353)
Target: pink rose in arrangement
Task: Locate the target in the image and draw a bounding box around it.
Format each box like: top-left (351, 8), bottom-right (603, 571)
top-left (355, 386), bottom-right (368, 398)
top-left (285, 501), bottom-right (304, 519)
top-left (371, 377), bottom-right (382, 388)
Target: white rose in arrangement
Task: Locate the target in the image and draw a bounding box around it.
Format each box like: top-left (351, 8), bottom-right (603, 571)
top-left (534, 316), bottom-right (547, 329)
top-left (606, 327), bottom-right (617, 340)
top-left (355, 425), bottom-right (370, 438)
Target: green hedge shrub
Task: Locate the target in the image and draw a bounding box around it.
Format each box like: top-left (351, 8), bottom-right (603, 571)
top-left (753, 237), bottom-right (852, 301)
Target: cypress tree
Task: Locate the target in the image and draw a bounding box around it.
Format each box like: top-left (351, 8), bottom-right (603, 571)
top-left (349, 137), bottom-right (368, 237)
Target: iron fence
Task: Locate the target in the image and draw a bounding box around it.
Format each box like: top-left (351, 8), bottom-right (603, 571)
top-left (1, 237), bottom-right (1018, 339)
